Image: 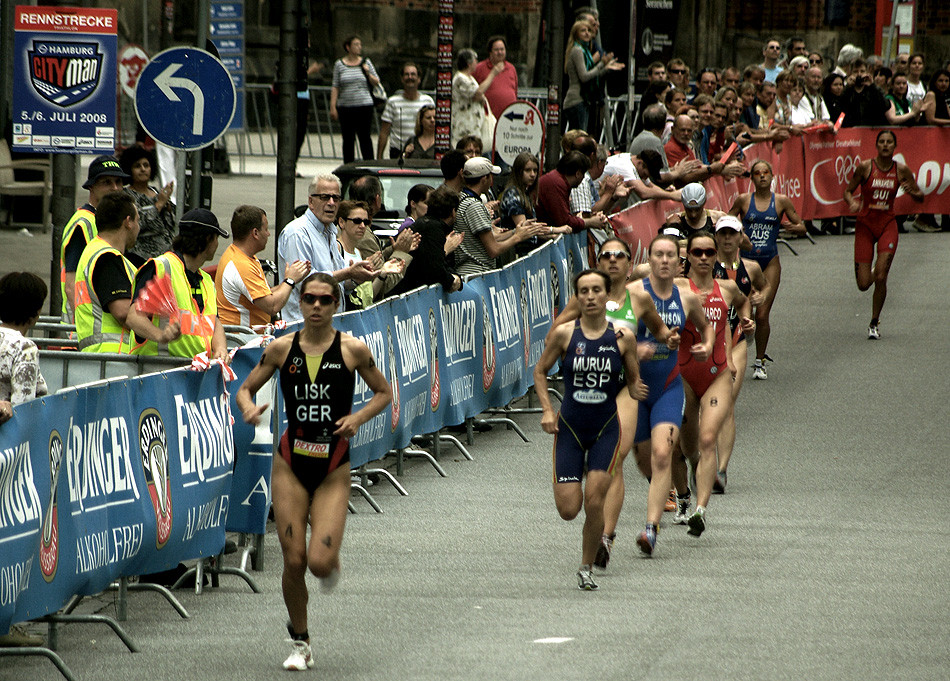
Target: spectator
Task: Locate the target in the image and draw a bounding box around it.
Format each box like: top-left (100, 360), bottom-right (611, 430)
top-left (569, 143), bottom-right (623, 241)
top-left (668, 58), bottom-right (692, 95)
top-left (833, 43), bottom-right (863, 77)
top-left (377, 62), bottom-right (435, 160)
top-left (874, 66), bottom-right (892, 93)
top-left (440, 150), bottom-right (467, 193)
top-left (599, 149), bottom-right (684, 204)
top-left (630, 103), bottom-right (701, 186)
top-left (721, 66), bottom-right (742, 89)
top-left (75, 191), bottom-right (180, 353)
top-left (561, 128), bottom-right (590, 155)
top-left (402, 105), bottom-right (436, 159)
top-left (743, 64), bottom-right (766, 88)
top-left (336, 201), bottom-right (405, 309)
top-left (772, 71), bottom-right (798, 127)
top-left (794, 66), bottom-right (831, 126)
top-left (647, 61), bottom-right (667, 82)
top-left (786, 37), bottom-right (807, 62)
top-left (455, 135), bottom-right (483, 159)
top-left (387, 186), bottom-right (463, 297)
top-left (759, 38), bottom-right (782, 83)
top-left (455, 157), bottom-right (546, 275)
top-left (277, 174), bottom-right (376, 320)
top-left (788, 56), bottom-right (809, 78)
top-left (755, 80), bottom-right (778, 123)
top-left (662, 88), bottom-right (688, 142)
top-left (499, 152), bottom-right (540, 230)
top-left (693, 68), bottom-right (720, 100)
top-left (60, 155), bottom-right (130, 321)
top-left (216, 205), bottom-right (311, 328)
top-left (574, 7), bottom-right (608, 138)
top-left (840, 59), bottom-right (891, 127)
top-left (329, 35), bottom-right (379, 163)
top-left (664, 114), bottom-right (744, 182)
top-left (892, 53), bottom-right (910, 76)
top-left (129, 208), bottom-right (230, 360)
top-left (0, 272), bottom-right (48, 409)
top-left (921, 69), bottom-right (950, 125)
top-left (398, 184), bottom-right (433, 232)
top-left (452, 48), bottom-right (498, 148)
top-left (536, 151), bottom-right (608, 233)
top-left (808, 52), bottom-right (825, 71)
top-left (885, 73), bottom-right (921, 125)
top-left (905, 53), bottom-right (927, 106)
top-left (474, 36), bottom-right (519, 120)
top-left (632, 79), bottom-right (671, 136)
top-left (119, 145), bottom-right (176, 266)
top-left (823, 73), bottom-right (845, 122)
top-left (563, 20), bottom-right (622, 132)
top-left (295, 55), bottom-right (323, 175)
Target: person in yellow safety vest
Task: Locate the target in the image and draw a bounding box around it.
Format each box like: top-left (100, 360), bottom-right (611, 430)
top-left (128, 208), bottom-right (230, 361)
top-left (74, 192), bottom-right (182, 353)
top-left (61, 155), bottom-right (130, 322)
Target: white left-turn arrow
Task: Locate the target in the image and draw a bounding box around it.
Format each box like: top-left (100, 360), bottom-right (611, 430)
top-left (154, 63), bottom-right (205, 136)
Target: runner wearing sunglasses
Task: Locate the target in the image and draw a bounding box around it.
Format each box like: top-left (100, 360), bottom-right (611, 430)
top-left (236, 272), bottom-right (392, 670)
top-left (673, 231), bottom-right (753, 537)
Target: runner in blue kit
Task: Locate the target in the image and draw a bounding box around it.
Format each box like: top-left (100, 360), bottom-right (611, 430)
top-left (535, 269), bottom-right (647, 591)
top-left (236, 272), bottom-right (392, 671)
top-left (547, 239), bottom-right (679, 569)
top-left (628, 234), bottom-right (712, 551)
top-left (729, 160), bottom-right (804, 379)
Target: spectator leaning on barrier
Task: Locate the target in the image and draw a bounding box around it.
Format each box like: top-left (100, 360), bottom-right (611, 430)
top-left (129, 208), bottom-right (229, 361)
top-left (439, 150), bottom-right (467, 193)
top-left (571, 139), bottom-right (623, 220)
top-left (376, 62), bottom-right (435, 160)
top-left (215, 205), bottom-right (311, 328)
top-left (474, 36), bottom-right (519, 120)
top-left (794, 67), bottom-right (832, 126)
top-left (386, 185), bottom-right (463, 297)
top-left (277, 174), bottom-right (376, 321)
top-left (61, 155), bottom-right (130, 322)
top-left (75, 191), bottom-right (181, 354)
top-left (630, 103), bottom-right (703, 187)
top-left (537, 151), bottom-right (609, 233)
top-left (455, 157), bottom-right (547, 276)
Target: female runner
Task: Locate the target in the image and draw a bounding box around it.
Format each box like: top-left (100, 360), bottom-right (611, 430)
top-left (546, 239), bottom-right (678, 568)
top-left (711, 215), bottom-right (769, 492)
top-left (236, 273), bottom-right (392, 670)
top-left (673, 231), bottom-right (753, 536)
top-left (843, 129), bottom-right (923, 338)
top-left (729, 160), bottom-right (804, 379)
top-left (534, 269), bottom-right (647, 590)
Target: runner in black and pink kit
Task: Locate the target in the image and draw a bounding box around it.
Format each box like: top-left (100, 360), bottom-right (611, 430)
top-left (674, 231), bottom-right (753, 537)
top-left (712, 215), bottom-right (770, 493)
top-left (534, 269), bottom-right (646, 591)
top-left (843, 129), bottom-right (924, 339)
top-left (237, 272), bottom-right (391, 672)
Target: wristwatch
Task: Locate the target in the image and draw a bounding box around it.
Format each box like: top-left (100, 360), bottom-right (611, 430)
top-left (283, 277), bottom-right (296, 288)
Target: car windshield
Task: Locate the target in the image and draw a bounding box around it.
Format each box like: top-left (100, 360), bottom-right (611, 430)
top-left (346, 175), bottom-right (440, 219)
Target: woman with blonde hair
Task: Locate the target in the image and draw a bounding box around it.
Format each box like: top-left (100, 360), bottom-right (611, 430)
top-left (562, 20), bottom-right (622, 132)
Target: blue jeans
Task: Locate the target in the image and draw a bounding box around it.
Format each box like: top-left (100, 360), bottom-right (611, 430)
top-left (563, 103), bottom-right (589, 133)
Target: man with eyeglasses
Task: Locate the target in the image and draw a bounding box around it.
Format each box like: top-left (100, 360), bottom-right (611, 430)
top-left (216, 205), bottom-right (311, 328)
top-left (759, 39), bottom-right (783, 83)
top-left (376, 62), bottom-right (434, 160)
top-left (278, 174), bottom-right (376, 322)
top-left (793, 66), bottom-right (831, 126)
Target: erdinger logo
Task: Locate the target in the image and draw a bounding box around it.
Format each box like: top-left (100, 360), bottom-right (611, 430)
top-left (428, 308), bottom-right (441, 411)
top-left (139, 409), bottom-right (172, 549)
top-left (550, 263), bottom-right (561, 317)
top-left (520, 279), bottom-right (530, 367)
top-left (39, 431), bottom-right (64, 583)
top-left (482, 304), bottom-right (496, 392)
top-left (29, 41), bottom-right (103, 107)
top-left (387, 326), bottom-right (400, 431)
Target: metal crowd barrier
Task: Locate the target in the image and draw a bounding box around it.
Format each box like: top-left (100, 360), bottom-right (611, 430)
top-left (221, 85), bottom-right (628, 166)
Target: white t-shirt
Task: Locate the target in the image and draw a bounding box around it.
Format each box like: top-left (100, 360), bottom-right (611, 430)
top-left (906, 80), bottom-right (926, 107)
top-left (381, 92), bottom-right (435, 152)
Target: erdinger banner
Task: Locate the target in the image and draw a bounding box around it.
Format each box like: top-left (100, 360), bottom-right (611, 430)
top-left (12, 5), bottom-right (118, 153)
top-left (0, 369), bottom-right (231, 633)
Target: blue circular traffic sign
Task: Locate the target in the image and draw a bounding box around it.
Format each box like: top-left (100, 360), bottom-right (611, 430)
top-left (134, 47), bottom-right (236, 151)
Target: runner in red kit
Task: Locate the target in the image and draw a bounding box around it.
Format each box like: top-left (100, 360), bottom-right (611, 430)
top-left (843, 129), bottom-right (923, 339)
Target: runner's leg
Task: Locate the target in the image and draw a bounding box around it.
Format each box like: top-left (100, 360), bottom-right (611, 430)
top-left (271, 455), bottom-right (312, 636)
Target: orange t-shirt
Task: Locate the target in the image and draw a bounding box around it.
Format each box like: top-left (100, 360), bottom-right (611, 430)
top-left (215, 244), bottom-right (272, 327)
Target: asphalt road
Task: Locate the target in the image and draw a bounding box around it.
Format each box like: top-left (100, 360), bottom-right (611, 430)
top-left (1, 170), bottom-right (948, 680)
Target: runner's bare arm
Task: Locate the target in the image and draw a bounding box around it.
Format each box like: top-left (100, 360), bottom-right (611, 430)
top-left (897, 164), bottom-right (925, 202)
top-left (534, 324), bottom-right (570, 434)
top-left (236, 337), bottom-right (291, 425)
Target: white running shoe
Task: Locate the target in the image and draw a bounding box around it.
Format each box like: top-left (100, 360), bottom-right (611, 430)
top-left (868, 324), bottom-right (880, 340)
top-left (673, 494), bottom-right (691, 525)
top-left (752, 359), bottom-right (767, 380)
top-left (283, 639), bottom-right (314, 671)
top-left (577, 566), bottom-right (599, 591)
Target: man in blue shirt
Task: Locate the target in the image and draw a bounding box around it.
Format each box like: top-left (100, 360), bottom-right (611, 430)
top-left (277, 174), bottom-right (376, 322)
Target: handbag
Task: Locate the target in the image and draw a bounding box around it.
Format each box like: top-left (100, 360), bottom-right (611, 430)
top-left (361, 59), bottom-right (387, 111)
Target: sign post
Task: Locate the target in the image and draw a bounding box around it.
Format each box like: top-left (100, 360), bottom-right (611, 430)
top-left (493, 101), bottom-right (545, 168)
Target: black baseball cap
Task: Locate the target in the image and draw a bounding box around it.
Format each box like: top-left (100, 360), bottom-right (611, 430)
top-left (179, 208), bottom-right (230, 238)
top-left (82, 155), bottom-right (130, 189)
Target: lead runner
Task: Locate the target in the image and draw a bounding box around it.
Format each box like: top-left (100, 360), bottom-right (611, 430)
top-left (843, 129), bottom-right (924, 339)
top-left (236, 272), bottom-right (392, 671)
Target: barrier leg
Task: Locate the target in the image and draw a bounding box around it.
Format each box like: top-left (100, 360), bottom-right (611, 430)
top-left (0, 647), bottom-right (78, 681)
top-left (122, 583), bottom-right (190, 618)
top-left (361, 466), bottom-right (409, 496)
top-left (348, 501), bottom-right (357, 513)
top-left (117, 576), bottom-right (128, 621)
top-left (437, 433), bottom-right (474, 461)
top-left (238, 533), bottom-right (266, 572)
top-left (777, 238), bottom-right (798, 256)
top-left (351, 482), bottom-right (382, 513)
top-left (399, 447), bottom-right (447, 477)
top-left (40, 613), bottom-right (138, 653)
top-left (479, 416), bottom-right (530, 442)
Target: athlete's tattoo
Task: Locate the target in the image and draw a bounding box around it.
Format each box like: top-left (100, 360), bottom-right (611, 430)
top-left (321, 535), bottom-right (332, 548)
top-left (258, 349), bottom-right (267, 366)
top-left (366, 356), bottom-right (376, 369)
top-left (710, 397), bottom-right (718, 406)
top-left (285, 525), bottom-right (293, 537)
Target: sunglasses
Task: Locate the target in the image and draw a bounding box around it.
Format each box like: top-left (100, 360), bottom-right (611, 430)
top-left (300, 293), bottom-right (338, 306)
top-left (598, 249), bottom-right (629, 260)
top-left (689, 247), bottom-right (717, 258)
top-left (809, 58), bottom-right (823, 64)
top-left (669, 68), bottom-right (686, 75)
top-left (311, 193), bottom-right (342, 202)
top-left (345, 217), bottom-right (372, 226)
